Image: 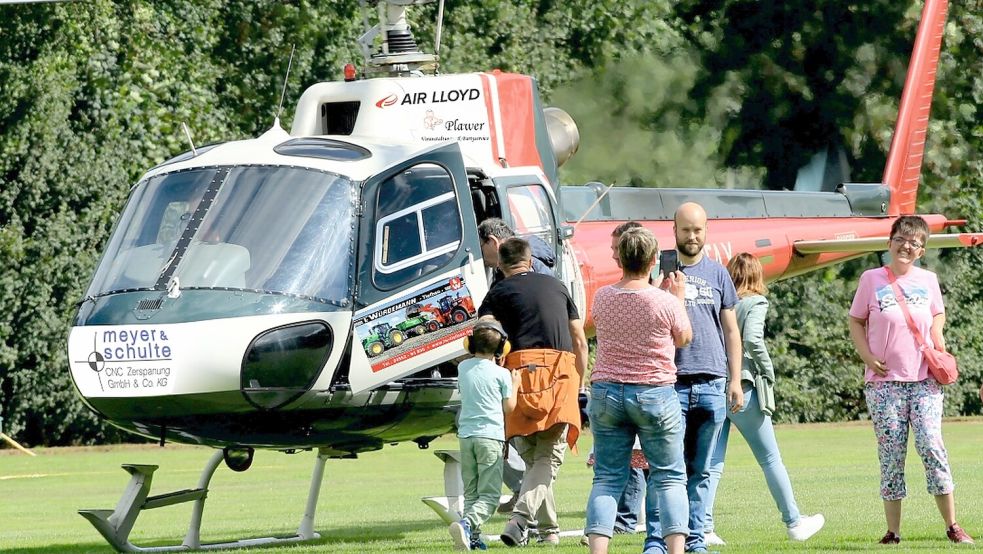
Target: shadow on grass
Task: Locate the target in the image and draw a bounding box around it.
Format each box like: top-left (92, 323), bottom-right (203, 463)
top-left (315, 517), bottom-right (453, 543)
top-left (5, 523), bottom-right (965, 553)
top-left (1, 518), bottom-right (449, 554)
top-left (1, 544), bottom-right (116, 554)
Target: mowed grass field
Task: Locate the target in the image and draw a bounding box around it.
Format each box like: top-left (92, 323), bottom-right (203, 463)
top-left (1, 419), bottom-right (981, 553)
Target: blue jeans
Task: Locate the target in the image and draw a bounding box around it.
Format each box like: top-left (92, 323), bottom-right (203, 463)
top-left (585, 382), bottom-right (687, 540)
top-left (705, 386), bottom-right (800, 532)
top-left (616, 467), bottom-right (646, 532)
top-left (645, 377), bottom-right (726, 554)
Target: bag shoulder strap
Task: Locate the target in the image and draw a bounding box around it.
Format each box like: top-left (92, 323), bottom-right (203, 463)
top-left (884, 266), bottom-right (930, 351)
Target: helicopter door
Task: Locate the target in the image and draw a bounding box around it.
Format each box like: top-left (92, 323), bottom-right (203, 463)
top-left (348, 144), bottom-right (486, 393)
top-left (493, 175), bottom-right (585, 310)
top-left (493, 175), bottom-right (562, 274)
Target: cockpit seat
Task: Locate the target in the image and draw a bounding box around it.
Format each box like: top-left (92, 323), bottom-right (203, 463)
top-left (117, 243), bottom-right (172, 288)
top-left (180, 241), bottom-right (251, 288)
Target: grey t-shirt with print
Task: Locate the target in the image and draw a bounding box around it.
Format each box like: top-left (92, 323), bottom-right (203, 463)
top-left (674, 255), bottom-right (738, 378)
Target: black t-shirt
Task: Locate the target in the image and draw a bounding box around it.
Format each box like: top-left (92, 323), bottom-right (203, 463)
top-left (478, 271), bottom-right (579, 351)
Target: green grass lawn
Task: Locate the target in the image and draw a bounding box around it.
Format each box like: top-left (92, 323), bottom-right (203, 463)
top-left (1, 419), bottom-right (981, 553)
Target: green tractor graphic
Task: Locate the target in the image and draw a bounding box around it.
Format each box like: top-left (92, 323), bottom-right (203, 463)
top-left (361, 322), bottom-right (406, 357)
top-left (400, 304), bottom-right (440, 336)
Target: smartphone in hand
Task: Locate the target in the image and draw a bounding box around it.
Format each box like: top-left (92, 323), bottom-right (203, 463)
top-left (659, 249), bottom-right (679, 280)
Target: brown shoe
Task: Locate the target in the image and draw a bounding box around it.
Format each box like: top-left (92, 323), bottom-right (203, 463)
top-left (947, 524), bottom-right (974, 544)
top-left (879, 531), bottom-right (901, 545)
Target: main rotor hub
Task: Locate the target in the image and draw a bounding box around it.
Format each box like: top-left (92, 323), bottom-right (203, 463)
top-left (359, 0), bottom-right (440, 77)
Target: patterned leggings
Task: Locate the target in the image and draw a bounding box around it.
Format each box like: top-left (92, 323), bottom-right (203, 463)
top-left (864, 380), bottom-right (954, 501)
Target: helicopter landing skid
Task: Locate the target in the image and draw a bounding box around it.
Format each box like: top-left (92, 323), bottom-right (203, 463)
top-left (79, 448), bottom-right (329, 552)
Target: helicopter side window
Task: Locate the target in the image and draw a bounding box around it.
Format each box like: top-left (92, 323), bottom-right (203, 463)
top-left (373, 164), bottom-right (463, 290)
top-left (506, 184), bottom-right (555, 246)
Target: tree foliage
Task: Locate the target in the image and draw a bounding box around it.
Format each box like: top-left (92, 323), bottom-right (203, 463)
top-left (0, 0), bottom-right (979, 445)
top-left (766, 1), bottom-right (983, 422)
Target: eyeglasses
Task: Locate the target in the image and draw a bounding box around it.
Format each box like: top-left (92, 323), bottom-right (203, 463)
top-left (890, 236), bottom-right (924, 249)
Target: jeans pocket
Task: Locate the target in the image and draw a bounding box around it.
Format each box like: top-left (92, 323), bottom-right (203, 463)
top-left (588, 384), bottom-right (608, 424)
top-left (636, 386), bottom-right (678, 429)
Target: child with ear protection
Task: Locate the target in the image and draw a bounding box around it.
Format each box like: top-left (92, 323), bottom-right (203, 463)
top-left (450, 319), bottom-right (523, 551)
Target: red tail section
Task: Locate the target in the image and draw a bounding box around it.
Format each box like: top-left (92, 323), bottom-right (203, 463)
top-left (883, 0), bottom-right (949, 215)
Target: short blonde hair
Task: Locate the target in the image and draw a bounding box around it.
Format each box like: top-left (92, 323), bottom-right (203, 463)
top-left (727, 253), bottom-right (767, 297)
top-left (618, 227), bottom-right (659, 275)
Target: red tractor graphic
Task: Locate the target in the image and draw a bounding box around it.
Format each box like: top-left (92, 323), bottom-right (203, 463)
top-left (406, 294), bottom-right (475, 330)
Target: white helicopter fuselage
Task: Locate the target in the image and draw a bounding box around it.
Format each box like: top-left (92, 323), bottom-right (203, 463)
top-left (67, 71), bottom-right (569, 453)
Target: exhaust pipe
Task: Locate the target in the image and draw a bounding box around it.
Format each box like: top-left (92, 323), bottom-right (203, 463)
top-left (544, 107), bottom-right (580, 168)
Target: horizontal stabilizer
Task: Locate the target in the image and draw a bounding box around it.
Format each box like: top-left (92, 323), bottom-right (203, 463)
top-left (794, 233), bottom-right (983, 255)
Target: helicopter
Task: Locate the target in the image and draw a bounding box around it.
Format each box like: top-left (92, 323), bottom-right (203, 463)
top-left (66, 0), bottom-right (981, 551)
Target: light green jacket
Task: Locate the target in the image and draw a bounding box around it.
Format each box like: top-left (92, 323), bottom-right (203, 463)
top-left (736, 295), bottom-right (776, 414)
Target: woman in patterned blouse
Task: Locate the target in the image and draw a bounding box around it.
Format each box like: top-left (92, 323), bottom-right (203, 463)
top-left (583, 227), bottom-right (691, 554)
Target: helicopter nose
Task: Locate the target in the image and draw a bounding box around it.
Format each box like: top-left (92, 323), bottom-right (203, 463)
top-left (240, 321), bottom-right (333, 410)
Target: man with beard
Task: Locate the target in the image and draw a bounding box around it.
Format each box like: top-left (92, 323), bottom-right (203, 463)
top-left (645, 202), bottom-right (744, 554)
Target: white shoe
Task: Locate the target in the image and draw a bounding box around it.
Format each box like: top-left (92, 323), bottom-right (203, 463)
top-left (787, 514), bottom-right (825, 541)
top-left (705, 531), bottom-right (726, 546)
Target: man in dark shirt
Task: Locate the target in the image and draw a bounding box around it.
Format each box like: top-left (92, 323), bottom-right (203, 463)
top-left (478, 217), bottom-right (558, 513)
top-left (478, 237), bottom-right (588, 547)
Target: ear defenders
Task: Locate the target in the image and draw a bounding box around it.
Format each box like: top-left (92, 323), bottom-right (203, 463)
top-left (463, 320), bottom-right (512, 358)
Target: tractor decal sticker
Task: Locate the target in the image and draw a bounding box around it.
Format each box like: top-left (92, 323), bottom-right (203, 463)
top-left (353, 275), bottom-right (477, 372)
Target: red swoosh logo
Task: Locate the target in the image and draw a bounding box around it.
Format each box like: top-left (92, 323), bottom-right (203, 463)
top-left (375, 94), bottom-right (398, 108)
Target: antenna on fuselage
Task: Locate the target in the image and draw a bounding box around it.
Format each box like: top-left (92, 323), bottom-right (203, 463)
top-left (181, 122), bottom-right (197, 157)
top-left (275, 44), bottom-right (297, 123)
top-left (572, 181), bottom-right (616, 231)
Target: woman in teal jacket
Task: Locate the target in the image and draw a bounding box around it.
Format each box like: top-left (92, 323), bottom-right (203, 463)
top-left (702, 253), bottom-right (824, 545)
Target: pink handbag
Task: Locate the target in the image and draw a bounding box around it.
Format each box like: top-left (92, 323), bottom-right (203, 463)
top-left (884, 267), bottom-right (958, 385)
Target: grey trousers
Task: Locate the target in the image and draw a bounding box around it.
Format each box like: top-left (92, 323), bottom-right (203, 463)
top-left (503, 440), bottom-right (526, 493)
top-left (510, 423), bottom-right (568, 534)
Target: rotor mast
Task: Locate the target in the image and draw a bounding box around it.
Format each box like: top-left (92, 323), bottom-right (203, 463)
top-left (358, 0), bottom-right (443, 77)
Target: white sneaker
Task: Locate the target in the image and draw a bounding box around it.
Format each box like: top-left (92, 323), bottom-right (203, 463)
top-left (787, 514), bottom-right (825, 541)
top-left (705, 531), bottom-right (727, 546)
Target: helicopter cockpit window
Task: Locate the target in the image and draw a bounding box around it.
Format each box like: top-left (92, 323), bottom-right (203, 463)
top-left (178, 166), bottom-right (355, 304)
top-left (85, 166), bottom-right (356, 307)
top-left (373, 163), bottom-right (462, 290)
top-left (506, 184), bottom-right (555, 246)
top-left (86, 169), bottom-right (214, 293)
